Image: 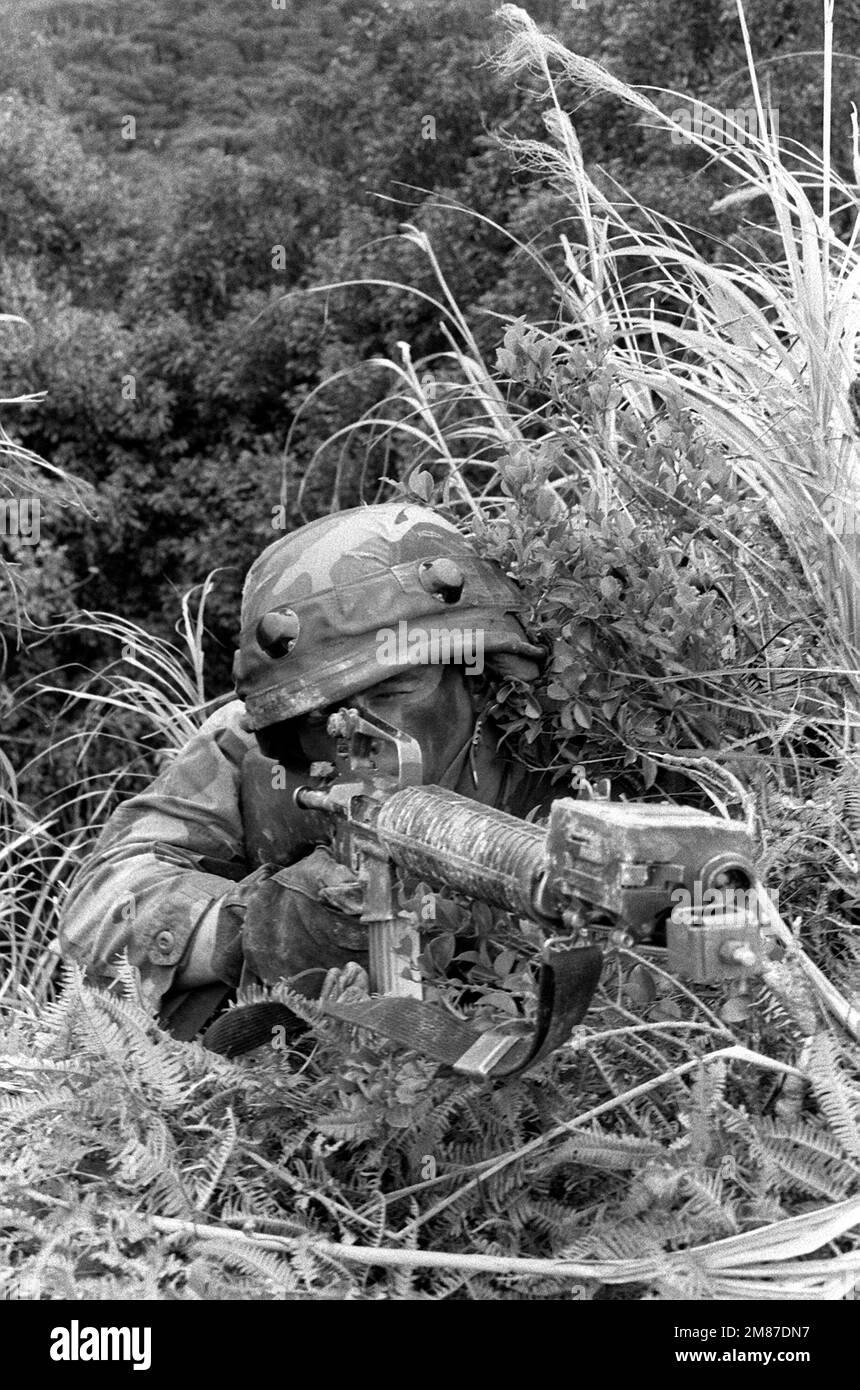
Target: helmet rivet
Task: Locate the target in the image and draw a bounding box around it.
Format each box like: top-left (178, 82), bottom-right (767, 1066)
top-left (419, 558), bottom-right (464, 604)
top-left (256, 609), bottom-right (300, 658)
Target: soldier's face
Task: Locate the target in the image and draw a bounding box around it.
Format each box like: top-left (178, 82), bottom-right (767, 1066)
top-left (296, 665), bottom-right (480, 783)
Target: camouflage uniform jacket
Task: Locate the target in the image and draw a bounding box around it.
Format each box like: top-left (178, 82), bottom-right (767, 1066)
top-left (59, 698), bottom-right (555, 1037)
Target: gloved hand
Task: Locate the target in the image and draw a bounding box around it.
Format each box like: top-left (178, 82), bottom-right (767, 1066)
top-left (201, 863), bottom-right (369, 1059)
top-left (238, 846), bottom-right (369, 995)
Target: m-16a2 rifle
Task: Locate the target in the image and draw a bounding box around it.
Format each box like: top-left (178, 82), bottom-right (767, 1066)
top-left (285, 707), bottom-right (772, 1080)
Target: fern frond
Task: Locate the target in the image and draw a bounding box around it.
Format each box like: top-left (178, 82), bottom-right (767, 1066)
top-left (146, 1168), bottom-right (194, 1219)
top-left (358, 1187), bottom-right (387, 1249)
top-left (678, 1172), bottom-right (738, 1234)
top-left (195, 1236), bottom-right (302, 1293)
top-left (37, 963), bottom-right (83, 1038)
top-left (112, 953), bottom-right (151, 1009)
top-left (691, 1058), bottom-right (729, 1116)
top-left (81, 979), bottom-right (160, 1041)
top-left (758, 1139), bottom-right (853, 1201)
top-left (79, 988), bottom-right (189, 1105)
top-left (0, 1054), bottom-right (86, 1076)
top-left (64, 987), bottom-right (133, 1070)
top-left (388, 1262), bottom-right (415, 1298)
top-left (561, 1213), bottom-right (691, 1261)
top-left (241, 978), bottom-right (325, 1031)
top-left (0, 1092), bottom-right (74, 1128)
top-left (805, 1034), bottom-right (860, 1159)
top-left (760, 1115), bottom-right (860, 1171)
top-left (422, 1270), bottom-right (474, 1299)
top-left (482, 1158), bottom-right (530, 1210)
top-left (192, 1110), bottom-right (237, 1212)
top-left (539, 1127), bottom-right (664, 1173)
top-left (111, 1114), bottom-right (177, 1189)
top-left (316, 1113), bottom-right (379, 1142)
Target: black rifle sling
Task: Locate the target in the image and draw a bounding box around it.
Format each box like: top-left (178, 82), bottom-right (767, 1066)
top-left (322, 940), bottom-right (603, 1079)
top-left (202, 997), bottom-right (305, 1057)
top-left (202, 942), bottom-right (603, 1077)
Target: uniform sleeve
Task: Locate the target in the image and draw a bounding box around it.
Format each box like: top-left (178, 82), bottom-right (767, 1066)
top-left (58, 700), bottom-right (259, 1013)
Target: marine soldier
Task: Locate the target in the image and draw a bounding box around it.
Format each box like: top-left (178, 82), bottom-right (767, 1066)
top-left (59, 503), bottom-right (552, 1041)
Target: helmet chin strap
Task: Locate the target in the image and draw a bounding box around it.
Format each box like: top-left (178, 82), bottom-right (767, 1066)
top-left (435, 708), bottom-right (487, 791)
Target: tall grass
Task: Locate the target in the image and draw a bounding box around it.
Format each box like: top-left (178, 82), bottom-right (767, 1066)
top-left (0, 314), bottom-right (94, 632)
top-left (494, 2), bottom-right (860, 709)
top-left (0, 313), bottom-right (97, 1002)
top-left (1, 580), bottom-right (220, 1005)
top-left (295, 4), bottom-right (860, 775)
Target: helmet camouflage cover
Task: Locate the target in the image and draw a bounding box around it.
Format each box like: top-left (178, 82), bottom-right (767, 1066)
top-left (234, 503), bottom-right (544, 729)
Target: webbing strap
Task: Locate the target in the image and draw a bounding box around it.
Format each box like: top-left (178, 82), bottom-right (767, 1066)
top-left (202, 998), bottom-right (305, 1057)
top-left (162, 982), bottom-right (233, 1042)
top-left (201, 942), bottom-right (603, 1077)
top-left (323, 940), bottom-right (603, 1079)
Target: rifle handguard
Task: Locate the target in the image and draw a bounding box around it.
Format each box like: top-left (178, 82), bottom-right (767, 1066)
top-left (375, 785), bottom-right (557, 924)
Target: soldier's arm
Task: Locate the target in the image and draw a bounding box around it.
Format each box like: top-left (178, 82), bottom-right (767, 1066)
top-left (59, 701), bottom-right (258, 1012)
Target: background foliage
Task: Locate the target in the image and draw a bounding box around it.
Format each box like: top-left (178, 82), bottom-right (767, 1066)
top-left (2, 0), bottom-right (860, 744)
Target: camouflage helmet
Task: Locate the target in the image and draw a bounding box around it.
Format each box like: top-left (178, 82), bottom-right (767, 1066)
top-left (234, 503), bottom-right (544, 729)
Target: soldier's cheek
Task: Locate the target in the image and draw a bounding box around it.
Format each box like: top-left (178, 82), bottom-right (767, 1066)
top-left (403, 701), bottom-right (473, 780)
top-left (296, 725), bottom-right (335, 767)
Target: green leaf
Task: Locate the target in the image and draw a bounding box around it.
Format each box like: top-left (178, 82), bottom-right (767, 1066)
top-left (573, 701), bottom-right (592, 729)
top-left (407, 469), bottom-right (434, 501)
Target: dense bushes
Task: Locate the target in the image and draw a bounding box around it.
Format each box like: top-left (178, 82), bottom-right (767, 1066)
top-left (3, 0), bottom-right (859, 749)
